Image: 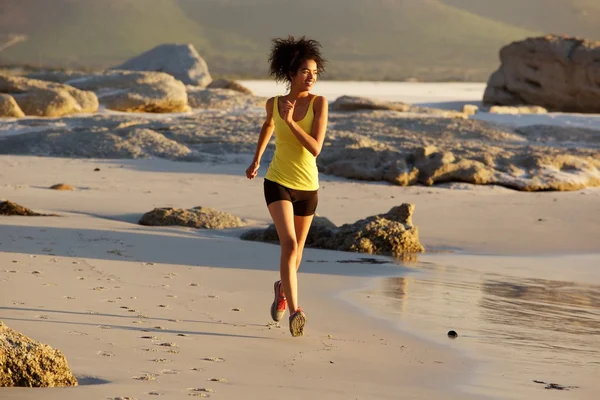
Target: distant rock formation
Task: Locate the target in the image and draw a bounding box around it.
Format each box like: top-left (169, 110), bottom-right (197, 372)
top-left (0, 74), bottom-right (98, 117)
top-left (65, 70), bottom-right (190, 113)
top-left (187, 87), bottom-right (264, 109)
top-left (483, 35), bottom-right (600, 113)
top-left (139, 207), bottom-right (247, 229)
top-left (207, 79), bottom-right (253, 95)
top-left (113, 44), bottom-right (212, 87)
top-left (331, 95), bottom-right (467, 118)
top-left (0, 94), bottom-right (25, 117)
top-left (242, 204), bottom-right (424, 260)
top-left (0, 320), bottom-right (78, 387)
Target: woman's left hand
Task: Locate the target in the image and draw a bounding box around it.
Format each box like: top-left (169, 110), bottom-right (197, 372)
top-left (283, 100), bottom-right (296, 125)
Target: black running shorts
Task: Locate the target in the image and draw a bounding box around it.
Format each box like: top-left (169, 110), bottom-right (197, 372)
top-left (263, 178), bottom-right (318, 216)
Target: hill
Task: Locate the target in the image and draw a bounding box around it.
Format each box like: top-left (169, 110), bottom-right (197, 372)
top-left (1, 0), bottom-right (598, 81)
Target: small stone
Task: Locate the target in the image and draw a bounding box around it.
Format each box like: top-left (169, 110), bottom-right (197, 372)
top-left (94, 168), bottom-right (100, 172)
top-left (447, 330), bottom-right (458, 338)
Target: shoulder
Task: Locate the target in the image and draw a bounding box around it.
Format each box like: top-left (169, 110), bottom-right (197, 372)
top-left (266, 97), bottom-right (276, 107)
top-left (312, 95), bottom-right (328, 112)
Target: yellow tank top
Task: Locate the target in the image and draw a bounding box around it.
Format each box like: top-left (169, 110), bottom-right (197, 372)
top-left (265, 95), bottom-right (319, 191)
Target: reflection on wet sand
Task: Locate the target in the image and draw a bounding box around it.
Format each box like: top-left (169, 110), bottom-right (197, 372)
top-left (375, 261), bottom-right (600, 382)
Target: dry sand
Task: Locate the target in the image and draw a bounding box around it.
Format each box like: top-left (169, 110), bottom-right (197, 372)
top-left (1, 155), bottom-right (599, 399)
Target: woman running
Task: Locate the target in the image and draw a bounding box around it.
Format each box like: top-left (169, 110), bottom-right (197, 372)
top-left (245, 36), bottom-right (328, 337)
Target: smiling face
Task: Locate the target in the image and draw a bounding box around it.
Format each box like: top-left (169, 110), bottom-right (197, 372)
top-left (290, 59), bottom-right (318, 91)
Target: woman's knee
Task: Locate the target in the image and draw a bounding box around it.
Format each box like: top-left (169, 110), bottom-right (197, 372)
top-left (280, 237), bottom-right (298, 255)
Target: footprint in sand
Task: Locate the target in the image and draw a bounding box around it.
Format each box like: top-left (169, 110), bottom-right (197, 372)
top-left (111, 397), bottom-right (138, 400)
top-left (203, 357), bottom-right (225, 363)
top-left (154, 326), bottom-right (166, 330)
top-left (69, 331), bottom-right (88, 336)
top-left (158, 342), bottom-right (177, 348)
top-left (133, 374), bottom-right (157, 381)
top-left (63, 296), bottom-right (77, 300)
top-left (188, 388), bottom-right (213, 397)
top-left (158, 304), bottom-right (169, 308)
top-left (208, 378), bottom-right (227, 383)
top-left (152, 358), bottom-right (170, 364)
top-left (36, 315), bottom-right (50, 320)
top-left (160, 369), bottom-right (180, 375)
top-left (98, 350), bottom-right (115, 357)
top-left (148, 392), bottom-right (161, 396)
top-left (141, 335), bottom-right (158, 340)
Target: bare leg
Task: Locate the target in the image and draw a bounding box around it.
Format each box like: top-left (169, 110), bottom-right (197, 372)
top-left (294, 214), bottom-right (315, 271)
top-left (267, 200), bottom-right (299, 313)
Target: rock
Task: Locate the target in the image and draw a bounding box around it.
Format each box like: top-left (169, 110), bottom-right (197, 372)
top-left (13, 89), bottom-right (81, 117)
top-left (113, 44), bottom-right (212, 87)
top-left (0, 94), bottom-right (25, 118)
top-left (187, 87), bottom-right (264, 109)
top-left (462, 104), bottom-right (479, 116)
top-left (49, 184), bottom-right (74, 191)
top-left (207, 79), bottom-right (253, 95)
top-left (66, 70), bottom-right (189, 113)
top-left (26, 70), bottom-right (90, 84)
top-left (242, 206), bottom-right (424, 260)
top-left (139, 207), bottom-right (247, 229)
top-left (0, 200), bottom-right (55, 216)
top-left (0, 320), bottom-right (78, 387)
top-left (447, 330), bottom-right (458, 338)
top-left (241, 215), bottom-right (337, 248)
top-left (489, 105), bottom-right (548, 114)
top-left (0, 74), bottom-right (99, 116)
top-left (331, 95), bottom-right (411, 112)
top-left (331, 95), bottom-right (467, 118)
top-left (0, 122), bottom-right (193, 160)
top-left (483, 35), bottom-right (600, 113)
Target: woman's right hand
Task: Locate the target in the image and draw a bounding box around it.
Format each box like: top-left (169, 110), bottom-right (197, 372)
top-left (245, 160), bottom-right (259, 179)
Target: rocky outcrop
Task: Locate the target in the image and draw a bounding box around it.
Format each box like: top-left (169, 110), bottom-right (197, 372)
top-left (0, 75), bottom-right (98, 117)
top-left (139, 207), bottom-right (247, 229)
top-left (242, 205), bottom-right (424, 259)
top-left (0, 94), bottom-right (25, 118)
top-left (66, 70), bottom-right (189, 113)
top-left (207, 79), bottom-right (253, 95)
top-left (0, 320), bottom-right (78, 387)
top-left (113, 44), bottom-right (212, 87)
top-left (0, 123), bottom-right (193, 160)
top-left (483, 35), bottom-right (600, 113)
top-left (187, 88), bottom-right (264, 109)
top-left (331, 95), bottom-right (467, 118)
top-left (0, 200), bottom-right (56, 216)
top-left (1, 106), bottom-right (598, 191)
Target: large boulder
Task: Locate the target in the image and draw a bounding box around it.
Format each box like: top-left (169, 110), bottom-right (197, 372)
top-left (139, 206), bottom-right (247, 229)
top-left (66, 70), bottom-right (189, 113)
top-left (0, 74), bottom-right (98, 117)
top-left (0, 94), bottom-right (25, 118)
top-left (483, 35), bottom-right (600, 113)
top-left (242, 205), bottom-right (424, 260)
top-left (113, 44), bottom-right (212, 87)
top-left (0, 320), bottom-right (78, 387)
top-left (187, 87), bottom-right (264, 110)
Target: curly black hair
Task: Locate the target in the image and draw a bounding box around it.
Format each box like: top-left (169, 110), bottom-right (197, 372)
top-left (268, 36), bottom-right (327, 84)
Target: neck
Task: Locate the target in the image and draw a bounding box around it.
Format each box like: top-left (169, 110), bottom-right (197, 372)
top-left (287, 87), bottom-right (310, 100)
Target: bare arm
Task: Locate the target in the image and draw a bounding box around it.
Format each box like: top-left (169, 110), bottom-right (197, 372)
top-left (246, 97), bottom-right (275, 179)
top-left (285, 96), bottom-right (328, 157)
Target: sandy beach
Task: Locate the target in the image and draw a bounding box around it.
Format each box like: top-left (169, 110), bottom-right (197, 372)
top-left (0, 77), bottom-right (598, 400)
top-left (1, 150), bottom-right (599, 399)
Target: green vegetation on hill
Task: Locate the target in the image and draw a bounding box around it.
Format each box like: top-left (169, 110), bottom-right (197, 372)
top-left (1, 0), bottom-right (599, 81)
top-left (441, 0), bottom-right (600, 40)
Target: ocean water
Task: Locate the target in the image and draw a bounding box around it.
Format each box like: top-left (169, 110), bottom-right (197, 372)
top-left (358, 253), bottom-right (600, 399)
